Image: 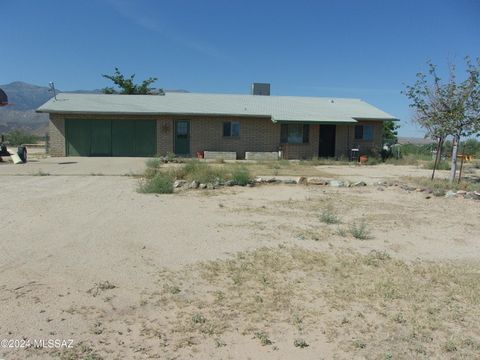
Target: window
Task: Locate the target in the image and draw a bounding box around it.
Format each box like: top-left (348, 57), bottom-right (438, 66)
top-left (354, 125), bottom-right (373, 141)
top-left (281, 124), bottom-right (309, 144)
top-left (223, 121), bottom-right (240, 137)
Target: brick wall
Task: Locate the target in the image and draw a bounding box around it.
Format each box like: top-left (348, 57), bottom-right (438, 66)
top-left (335, 121), bottom-right (384, 158)
top-left (47, 113), bottom-right (384, 159)
top-left (49, 114), bottom-right (66, 156)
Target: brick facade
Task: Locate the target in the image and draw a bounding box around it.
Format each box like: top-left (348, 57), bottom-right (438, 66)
top-left (47, 113), bottom-right (383, 159)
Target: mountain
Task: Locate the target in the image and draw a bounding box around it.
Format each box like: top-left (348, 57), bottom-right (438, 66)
top-left (0, 82), bottom-right (57, 135)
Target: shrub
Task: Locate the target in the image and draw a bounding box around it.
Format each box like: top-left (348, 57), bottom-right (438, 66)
top-left (145, 157), bottom-right (162, 169)
top-left (320, 208), bottom-right (341, 224)
top-left (138, 172), bottom-right (174, 194)
top-left (349, 221), bottom-right (371, 240)
top-left (177, 160), bottom-right (227, 184)
top-left (231, 166), bottom-right (251, 186)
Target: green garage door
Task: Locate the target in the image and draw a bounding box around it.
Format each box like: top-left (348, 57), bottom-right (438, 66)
top-left (66, 119), bottom-right (156, 157)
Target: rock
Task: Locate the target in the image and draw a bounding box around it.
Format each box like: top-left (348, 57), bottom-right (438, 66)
top-left (456, 190), bottom-right (467, 195)
top-left (254, 177), bottom-right (264, 183)
top-left (282, 179), bottom-right (297, 184)
top-left (173, 180), bottom-right (187, 188)
top-left (266, 177), bottom-right (279, 183)
top-left (199, 183), bottom-right (207, 189)
top-left (376, 187), bottom-right (385, 191)
top-left (352, 181), bottom-right (367, 187)
top-left (207, 183), bottom-right (214, 190)
top-left (425, 195), bottom-right (432, 199)
top-left (329, 180), bottom-right (345, 187)
top-left (247, 183), bottom-right (254, 187)
top-left (433, 189), bottom-right (446, 197)
top-left (225, 180), bottom-right (235, 186)
top-left (415, 188), bottom-right (424, 192)
top-left (307, 177), bottom-right (328, 185)
top-left (465, 192), bottom-right (480, 200)
top-left (424, 188), bottom-right (433, 194)
top-left (213, 180), bottom-right (220, 188)
top-left (445, 190), bottom-right (457, 198)
top-left (189, 180), bottom-right (199, 189)
top-left (296, 176), bottom-right (307, 185)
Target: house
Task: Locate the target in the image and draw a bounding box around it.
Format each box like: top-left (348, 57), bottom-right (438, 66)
top-left (36, 84), bottom-right (398, 159)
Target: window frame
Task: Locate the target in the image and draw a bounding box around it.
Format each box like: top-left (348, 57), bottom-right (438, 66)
top-left (354, 125), bottom-right (373, 141)
top-left (223, 121), bottom-right (240, 137)
top-left (281, 124), bottom-right (309, 144)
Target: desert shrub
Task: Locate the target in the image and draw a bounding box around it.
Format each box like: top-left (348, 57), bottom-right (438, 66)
top-left (138, 172), bottom-right (174, 194)
top-left (178, 160), bottom-right (227, 183)
top-left (145, 157), bottom-right (162, 169)
top-left (320, 208), bottom-right (341, 224)
top-left (349, 221), bottom-right (371, 240)
top-left (230, 165), bottom-right (251, 185)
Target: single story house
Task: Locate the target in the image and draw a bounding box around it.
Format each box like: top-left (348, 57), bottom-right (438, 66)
top-left (37, 85), bottom-right (397, 159)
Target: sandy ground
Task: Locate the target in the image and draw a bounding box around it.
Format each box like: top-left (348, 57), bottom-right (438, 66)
top-left (0, 162), bottom-right (479, 359)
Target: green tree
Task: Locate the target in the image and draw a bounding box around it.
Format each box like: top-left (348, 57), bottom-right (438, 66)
top-left (404, 57), bottom-right (480, 182)
top-left (383, 120), bottom-right (400, 141)
top-left (102, 67), bottom-right (160, 94)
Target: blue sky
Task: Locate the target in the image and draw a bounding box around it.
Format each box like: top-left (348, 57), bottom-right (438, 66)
top-left (2, 0), bottom-right (479, 136)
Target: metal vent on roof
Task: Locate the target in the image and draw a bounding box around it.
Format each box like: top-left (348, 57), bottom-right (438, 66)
top-left (251, 83), bottom-right (270, 96)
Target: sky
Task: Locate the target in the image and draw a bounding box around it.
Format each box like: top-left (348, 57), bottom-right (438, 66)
top-left (1, 0), bottom-right (479, 137)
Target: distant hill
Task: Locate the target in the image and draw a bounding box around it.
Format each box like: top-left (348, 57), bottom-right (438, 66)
top-left (0, 81), bottom-right (188, 135)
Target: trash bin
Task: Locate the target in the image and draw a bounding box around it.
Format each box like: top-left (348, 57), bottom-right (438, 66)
top-left (17, 146), bottom-right (27, 163)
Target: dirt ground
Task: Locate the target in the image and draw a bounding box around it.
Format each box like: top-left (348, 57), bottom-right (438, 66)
top-left (0, 161), bottom-right (479, 359)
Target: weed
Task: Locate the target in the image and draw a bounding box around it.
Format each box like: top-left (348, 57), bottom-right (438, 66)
top-left (145, 157), bottom-right (162, 169)
top-left (215, 338), bottom-right (226, 347)
top-left (254, 331), bottom-right (272, 346)
top-left (320, 208), bottom-right (341, 224)
top-left (443, 339), bottom-right (458, 352)
top-left (87, 281), bottom-right (116, 297)
top-left (192, 313), bottom-right (206, 324)
top-left (231, 165), bottom-right (251, 186)
top-left (58, 342), bottom-right (103, 360)
top-left (138, 172), bottom-right (174, 194)
top-left (353, 339), bottom-right (367, 349)
top-left (349, 221), bottom-right (371, 240)
top-left (425, 160), bottom-right (450, 170)
top-left (163, 283), bottom-right (181, 294)
top-left (34, 170), bottom-right (50, 176)
top-left (294, 338), bottom-right (309, 348)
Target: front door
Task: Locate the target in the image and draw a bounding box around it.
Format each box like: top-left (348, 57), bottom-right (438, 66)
top-left (319, 125), bottom-right (336, 157)
top-left (174, 120), bottom-right (190, 155)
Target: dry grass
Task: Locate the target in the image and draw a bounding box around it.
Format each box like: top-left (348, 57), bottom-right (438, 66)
top-left (129, 246), bottom-right (480, 359)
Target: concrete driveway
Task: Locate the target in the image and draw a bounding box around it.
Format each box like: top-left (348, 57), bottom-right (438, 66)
top-left (0, 156), bottom-right (148, 176)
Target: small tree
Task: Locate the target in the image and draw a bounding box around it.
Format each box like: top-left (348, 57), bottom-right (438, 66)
top-left (383, 120), bottom-right (400, 142)
top-left (404, 57), bottom-right (480, 182)
top-left (102, 67), bottom-right (160, 94)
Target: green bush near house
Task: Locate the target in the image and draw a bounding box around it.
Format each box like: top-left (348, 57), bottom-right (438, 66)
top-left (138, 172), bottom-right (174, 194)
top-left (230, 165), bottom-right (251, 186)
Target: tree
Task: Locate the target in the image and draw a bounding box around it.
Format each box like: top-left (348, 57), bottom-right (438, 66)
top-left (383, 120), bottom-right (400, 142)
top-left (6, 129), bottom-right (39, 146)
top-left (404, 57), bottom-right (480, 182)
top-left (102, 67), bottom-right (160, 94)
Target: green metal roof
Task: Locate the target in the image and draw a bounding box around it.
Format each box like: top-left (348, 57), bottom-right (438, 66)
top-left (37, 92), bottom-right (398, 123)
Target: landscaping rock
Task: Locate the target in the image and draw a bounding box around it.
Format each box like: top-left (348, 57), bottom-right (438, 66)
top-left (199, 183), bottom-right (207, 189)
top-left (213, 180), bottom-right (221, 188)
top-left (352, 181), bottom-right (367, 187)
top-left (207, 183), bottom-right (214, 190)
top-left (307, 177), bottom-right (328, 185)
top-left (377, 187), bottom-right (385, 191)
top-left (173, 180), bottom-right (187, 188)
top-left (296, 176), bottom-right (307, 185)
top-left (445, 190), bottom-right (457, 198)
top-left (464, 191), bottom-right (480, 200)
top-left (282, 179), bottom-right (297, 185)
top-left (329, 180), bottom-right (345, 187)
top-left (254, 177), bottom-right (264, 183)
top-left (189, 180), bottom-right (199, 189)
top-left (456, 190), bottom-right (467, 195)
top-left (225, 180), bottom-right (235, 186)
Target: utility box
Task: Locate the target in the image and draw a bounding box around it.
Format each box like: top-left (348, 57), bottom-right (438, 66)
top-left (251, 83), bottom-right (270, 96)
